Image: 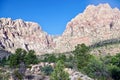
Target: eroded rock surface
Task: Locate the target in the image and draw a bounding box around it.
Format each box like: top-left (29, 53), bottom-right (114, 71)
top-left (0, 18), bottom-right (54, 54)
top-left (55, 3), bottom-right (120, 53)
top-left (0, 4), bottom-right (120, 55)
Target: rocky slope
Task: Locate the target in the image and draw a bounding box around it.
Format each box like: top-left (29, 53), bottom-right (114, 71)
top-left (0, 18), bottom-right (54, 54)
top-left (0, 3), bottom-right (120, 55)
top-left (55, 3), bottom-right (120, 53)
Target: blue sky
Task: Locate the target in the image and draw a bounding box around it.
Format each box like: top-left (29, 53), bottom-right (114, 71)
top-left (0, 0), bottom-right (120, 35)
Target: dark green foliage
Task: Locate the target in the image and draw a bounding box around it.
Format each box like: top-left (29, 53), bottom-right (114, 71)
top-left (9, 48), bottom-right (38, 68)
top-left (15, 48), bottom-right (27, 62)
top-left (64, 62), bottom-right (74, 69)
top-left (73, 43), bottom-right (91, 70)
top-left (9, 54), bottom-right (19, 68)
top-left (73, 44), bottom-right (113, 80)
top-left (50, 60), bottom-right (69, 80)
top-left (110, 53), bottom-right (120, 67)
top-left (107, 65), bottom-right (120, 80)
top-left (57, 54), bottom-right (66, 61)
top-left (24, 50), bottom-right (38, 65)
top-left (83, 58), bottom-right (110, 80)
top-left (68, 55), bottom-right (74, 61)
top-left (40, 53), bottom-right (68, 63)
top-left (0, 57), bottom-right (9, 66)
top-left (41, 65), bottom-right (53, 75)
top-left (107, 53), bottom-right (120, 80)
top-left (9, 48), bottom-right (27, 67)
top-left (42, 54), bottom-right (57, 62)
top-left (82, 52), bottom-right (120, 80)
top-left (8, 48), bottom-right (38, 79)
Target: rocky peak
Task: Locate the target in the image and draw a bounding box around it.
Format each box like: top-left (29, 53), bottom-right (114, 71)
top-left (55, 3), bottom-right (120, 53)
top-left (63, 3), bottom-right (120, 37)
top-left (83, 3), bottom-right (120, 19)
top-left (0, 18), bottom-right (54, 54)
top-left (85, 3), bottom-right (111, 12)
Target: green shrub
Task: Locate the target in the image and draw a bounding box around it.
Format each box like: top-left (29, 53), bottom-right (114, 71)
top-left (42, 54), bottom-right (57, 62)
top-left (24, 50), bottom-right (38, 65)
top-left (57, 54), bottom-right (67, 61)
top-left (9, 48), bottom-right (38, 68)
top-left (83, 58), bottom-right (110, 80)
top-left (106, 53), bottom-right (120, 80)
top-left (50, 60), bottom-right (70, 80)
top-left (73, 43), bottom-right (91, 70)
top-left (64, 62), bottom-right (74, 69)
top-left (41, 65), bottom-right (53, 75)
top-left (108, 63), bottom-right (120, 80)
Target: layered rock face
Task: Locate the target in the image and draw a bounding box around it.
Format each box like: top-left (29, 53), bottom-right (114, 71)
top-left (0, 4), bottom-right (120, 55)
top-left (0, 18), bottom-right (54, 54)
top-left (55, 3), bottom-right (120, 53)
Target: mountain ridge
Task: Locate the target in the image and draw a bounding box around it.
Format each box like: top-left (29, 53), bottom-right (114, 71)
top-left (1, 3), bottom-right (120, 55)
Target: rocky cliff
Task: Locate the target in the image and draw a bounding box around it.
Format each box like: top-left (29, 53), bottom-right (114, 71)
top-left (0, 3), bottom-right (120, 55)
top-left (54, 3), bottom-right (120, 53)
top-left (0, 18), bottom-right (54, 54)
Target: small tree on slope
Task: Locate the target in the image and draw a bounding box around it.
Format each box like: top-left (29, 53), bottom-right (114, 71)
top-left (50, 60), bottom-right (69, 80)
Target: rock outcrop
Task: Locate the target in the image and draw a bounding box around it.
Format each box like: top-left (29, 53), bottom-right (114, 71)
top-left (0, 18), bottom-right (54, 54)
top-left (54, 3), bottom-right (120, 53)
top-left (0, 3), bottom-right (120, 55)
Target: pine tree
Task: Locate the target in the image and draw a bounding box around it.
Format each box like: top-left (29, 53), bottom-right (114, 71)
top-left (73, 43), bottom-right (91, 70)
top-left (50, 60), bottom-right (69, 80)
